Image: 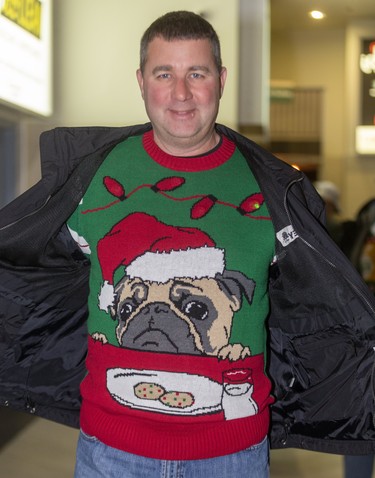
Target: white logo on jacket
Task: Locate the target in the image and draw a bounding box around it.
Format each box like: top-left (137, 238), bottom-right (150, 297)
top-left (276, 225), bottom-right (299, 247)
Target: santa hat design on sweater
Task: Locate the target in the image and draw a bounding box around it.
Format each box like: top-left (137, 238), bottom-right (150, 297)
top-left (97, 212), bottom-right (225, 311)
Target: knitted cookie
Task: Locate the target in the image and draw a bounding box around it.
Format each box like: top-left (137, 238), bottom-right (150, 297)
top-left (134, 382), bottom-right (165, 400)
top-left (160, 391), bottom-right (195, 408)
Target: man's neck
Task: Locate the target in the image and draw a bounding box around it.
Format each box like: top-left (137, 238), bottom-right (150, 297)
top-left (152, 130), bottom-right (220, 157)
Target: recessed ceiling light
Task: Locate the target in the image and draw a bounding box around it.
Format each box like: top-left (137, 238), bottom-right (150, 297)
top-left (309, 10), bottom-right (325, 20)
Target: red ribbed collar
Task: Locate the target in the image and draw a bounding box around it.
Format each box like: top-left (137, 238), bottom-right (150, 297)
top-left (142, 129), bottom-right (236, 172)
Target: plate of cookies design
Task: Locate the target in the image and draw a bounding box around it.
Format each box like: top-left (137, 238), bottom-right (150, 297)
top-left (106, 368), bottom-right (223, 415)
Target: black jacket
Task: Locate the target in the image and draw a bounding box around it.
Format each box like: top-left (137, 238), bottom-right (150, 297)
top-left (1, 123), bottom-right (375, 455)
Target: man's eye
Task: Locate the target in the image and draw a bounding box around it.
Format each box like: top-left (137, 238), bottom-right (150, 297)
top-left (157, 73), bottom-right (170, 79)
top-left (182, 301), bottom-right (208, 321)
top-left (191, 73), bottom-right (203, 79)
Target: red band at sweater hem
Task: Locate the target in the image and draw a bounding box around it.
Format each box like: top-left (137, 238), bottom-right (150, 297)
top-left (80, 400), bottom-right (269, 460)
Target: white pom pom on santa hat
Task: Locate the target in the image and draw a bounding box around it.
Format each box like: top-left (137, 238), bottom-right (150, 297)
top-left (97, 212), bottom-right (225, 311)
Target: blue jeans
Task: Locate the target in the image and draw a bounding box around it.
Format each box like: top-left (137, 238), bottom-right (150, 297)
top-left (74, 430), bottom-right (269, 478)
top-left (344, 455), bottom-right (374, 478)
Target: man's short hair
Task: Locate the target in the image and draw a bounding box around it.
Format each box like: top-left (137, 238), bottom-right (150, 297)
top-left (139, 11), bottom-right (222, 73)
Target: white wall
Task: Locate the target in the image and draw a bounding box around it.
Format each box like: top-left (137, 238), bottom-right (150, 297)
top-left (52, 0), bottom-right (239, 129)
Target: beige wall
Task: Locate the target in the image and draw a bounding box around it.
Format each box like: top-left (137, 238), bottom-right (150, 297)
top-left (271, 22), bottom-right (375, 219)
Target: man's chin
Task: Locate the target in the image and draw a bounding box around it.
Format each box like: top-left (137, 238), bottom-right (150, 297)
top-left (156, 126), bottom-right (207, 146)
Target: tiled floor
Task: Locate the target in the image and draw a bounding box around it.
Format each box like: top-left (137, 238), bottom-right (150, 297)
top-left (0, 408), bottom-right (78, 478)
top-left (0, 407), bottom-right (373, 477)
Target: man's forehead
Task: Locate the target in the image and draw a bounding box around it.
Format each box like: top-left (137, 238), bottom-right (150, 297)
top-left (145, 38), bottom-right (215, 68)
top-left (147, 37), bottom-right (213, 54)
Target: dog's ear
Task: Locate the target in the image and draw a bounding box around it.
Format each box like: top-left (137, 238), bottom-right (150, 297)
top-left (109, 302), bottom-right (117, 320)
top-left (109, 279), bottom-right (128, 321)
top-left (216, 270), bottom-right (256, 308)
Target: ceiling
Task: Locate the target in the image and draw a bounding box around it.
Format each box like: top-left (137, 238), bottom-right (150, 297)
top-left (270, 0), bottom-right (375, 31)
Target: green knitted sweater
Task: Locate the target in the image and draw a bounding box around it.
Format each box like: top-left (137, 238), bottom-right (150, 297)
top-left (67, 130), bottom-right (275, 460)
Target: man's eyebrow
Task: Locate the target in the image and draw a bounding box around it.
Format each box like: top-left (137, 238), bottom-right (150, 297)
top-left (151, 65), bottom-right (211, 75)
top-left (189, 65), bottom-right (211, 73)
top-left (152, 65), bottom-right (172, 74)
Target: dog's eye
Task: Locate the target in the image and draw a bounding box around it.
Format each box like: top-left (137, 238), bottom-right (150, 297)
top-left (120, 302), bottom-right (135, 320)
top-left (183, 301), bottom-right (208, 321)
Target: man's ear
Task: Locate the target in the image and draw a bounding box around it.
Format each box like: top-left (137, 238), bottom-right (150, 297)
top-left (136, 69), bottom-right (145, 99)
top-left (219, 67), bottom-right (227, 98)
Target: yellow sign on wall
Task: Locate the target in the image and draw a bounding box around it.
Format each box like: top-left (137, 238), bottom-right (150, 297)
top-left (1, 0), bottom-right (41, 38)
top-left (0, 0), bottom-right (51, 116)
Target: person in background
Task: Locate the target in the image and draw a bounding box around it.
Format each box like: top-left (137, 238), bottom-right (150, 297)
top-left (350, 198), bottom-right (375, 295)
top-left (314, 180), bottom-right (357, 257)
top-left (1, 11), bottom-right (375, 478)
top-left (314, 180), bottom-right (343, 243)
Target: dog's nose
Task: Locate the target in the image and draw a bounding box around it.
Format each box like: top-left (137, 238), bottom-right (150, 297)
top-left (141, 302), bottom-right (182, 331)
top-left (143, 302), bottom-right (170, 320)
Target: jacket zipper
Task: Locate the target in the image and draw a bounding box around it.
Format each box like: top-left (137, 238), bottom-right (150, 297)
top-left (284, 177), bottom-right (375, 316)
top-left (281, 420), bottom-right (292, 446)
top-left (0, 195), bottom-right (51, 231)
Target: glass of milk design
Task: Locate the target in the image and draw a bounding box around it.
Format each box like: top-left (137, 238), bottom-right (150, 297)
top-left (222, 369), bottom-right (258, 420)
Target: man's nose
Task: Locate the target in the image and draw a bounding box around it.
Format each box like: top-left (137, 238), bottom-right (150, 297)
top-left (173, 78), bottom-right (193, 101)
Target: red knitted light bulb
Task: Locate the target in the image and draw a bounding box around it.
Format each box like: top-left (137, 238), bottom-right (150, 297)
top-left (103, 176), bottom-right (126, 199)
top-left (153, 177), bottom-right (185, 192)
top-left (191, 195), bottom-right (217, 219)
top-left (239, 193), bottom-right (264, 213)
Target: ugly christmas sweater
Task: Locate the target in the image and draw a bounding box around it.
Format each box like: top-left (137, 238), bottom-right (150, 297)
top-left (67, 130), bottom-right (275, 460)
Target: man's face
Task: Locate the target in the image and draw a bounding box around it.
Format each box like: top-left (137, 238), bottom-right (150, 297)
top-left (136, 37), bottom-right (227, 155)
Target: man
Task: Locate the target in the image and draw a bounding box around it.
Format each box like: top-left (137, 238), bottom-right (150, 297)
top-left (0, 11), bottom-right (375, 478)
top-left (71, 12), bottom-right (272, 475)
